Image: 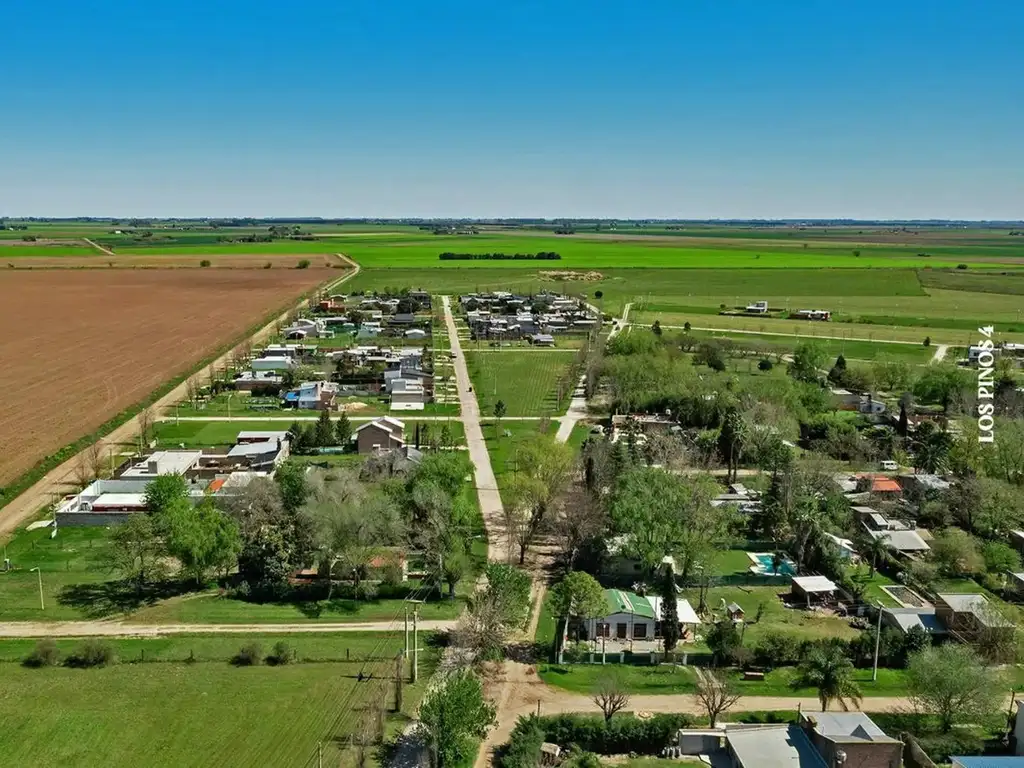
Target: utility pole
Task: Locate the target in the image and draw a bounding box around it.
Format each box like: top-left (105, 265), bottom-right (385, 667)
top-left (317, 742), bottom-right (323, 768)
top-left (404, 605), bottom-right (410, 658)
top-left (412, 604), bottom-right (419, 684)
top-left (30, 567), bottom-right (44, 610)
top-left (872, 601), bottom-right (883, 682)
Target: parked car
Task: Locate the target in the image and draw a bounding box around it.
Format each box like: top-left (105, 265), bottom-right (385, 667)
top-left (880, 460), bottom-right (899, 471)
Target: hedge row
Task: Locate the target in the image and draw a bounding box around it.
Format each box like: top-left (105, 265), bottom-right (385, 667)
top-left (437, 252), bottom-right (561, 261)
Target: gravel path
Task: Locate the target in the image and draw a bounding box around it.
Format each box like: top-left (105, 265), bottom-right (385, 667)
top-left (0, 618), bottom-right (456, 638)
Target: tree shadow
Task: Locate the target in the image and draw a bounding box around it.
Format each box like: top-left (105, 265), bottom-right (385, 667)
top-left (58, 579), bottom-right (199, 619)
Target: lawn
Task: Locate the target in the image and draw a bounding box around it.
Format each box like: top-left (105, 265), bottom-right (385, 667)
top-left (682, 329), bottom-right (936, 365)
top-left (466, 350), bottom-right (576, 417)
top-left (0, 632), bottom-right (439, 768)
top-left (482, 419), bottom-right (559, 493)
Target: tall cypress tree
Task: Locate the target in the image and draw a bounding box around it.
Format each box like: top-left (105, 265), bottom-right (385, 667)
top-left (660, 563), bottom-right (681, 655)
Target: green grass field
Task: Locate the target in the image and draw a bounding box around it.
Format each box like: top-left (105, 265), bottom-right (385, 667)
top-left (0, 632), bottom-right (438, 768)
top-left (153, 418), bottom-right (466, 448)
top-left (683, 329), bottom-right (936, 364)
top-left (466, 350), bottom-right (575, 417)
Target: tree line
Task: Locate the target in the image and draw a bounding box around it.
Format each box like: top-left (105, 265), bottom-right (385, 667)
top-left (437, 252), bottom-right (561, 261)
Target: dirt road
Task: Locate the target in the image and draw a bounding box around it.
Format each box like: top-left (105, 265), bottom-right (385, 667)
top-left (0, 617), bottom-right (453, 638)
top-left (0, 254), bottom-right (359, 539)
top-left (442, 296), bottom-right (506, 562)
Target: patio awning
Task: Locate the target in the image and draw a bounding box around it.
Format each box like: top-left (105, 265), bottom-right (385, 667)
top-left (678, 599), bottom-right (701, 625)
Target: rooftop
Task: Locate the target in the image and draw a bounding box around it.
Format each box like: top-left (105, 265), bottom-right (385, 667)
top-left (727, 725), bottom-right (825, 768)
top-left (802, 712), bottom-right (898, 743)
top-left (869, 528), bottom-right (931, 552)
top-left (121, 450), bottom-right (203, 478)
top-left (792, 576), bottom-right (838, 593)
top-left (882, 607), bottom-right (946, 635)
top-left (602, 589), bottom-right (656, 620)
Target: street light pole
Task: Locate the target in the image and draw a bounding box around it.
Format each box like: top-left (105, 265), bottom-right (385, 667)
top-left (30, 567), bottom-right (44, 610)
top-left (872, 601), bottom-right (883, 682)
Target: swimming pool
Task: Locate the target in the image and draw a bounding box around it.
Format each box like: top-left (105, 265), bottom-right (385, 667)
top-left (749, 552), bottom-right (797, 576)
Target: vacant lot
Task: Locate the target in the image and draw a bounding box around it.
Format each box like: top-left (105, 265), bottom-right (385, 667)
top-left (0, 270), bottom-right (326, 488)
top-left (0, 632), bottom-right (438, 768)
top-left (465, 350), bottom-right (576, 417)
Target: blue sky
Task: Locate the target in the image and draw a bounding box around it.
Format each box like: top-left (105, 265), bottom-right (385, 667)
top-left (2, 0), bottom-right (1022, 219)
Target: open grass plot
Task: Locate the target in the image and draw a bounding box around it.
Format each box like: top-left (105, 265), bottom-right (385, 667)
top-left (466, 350), bottom-right (575, 417)
top-left (682, 329), bottom-right (936, 364)
top-left (0, 633), bottom-right (438, 768)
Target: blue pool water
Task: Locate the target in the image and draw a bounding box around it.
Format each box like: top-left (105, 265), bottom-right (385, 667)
top-left (753, 553), bottom-right (796, 576)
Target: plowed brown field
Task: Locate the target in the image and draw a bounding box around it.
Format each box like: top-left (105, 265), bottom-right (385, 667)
top-left (0, 269), bottom-right (327, 485)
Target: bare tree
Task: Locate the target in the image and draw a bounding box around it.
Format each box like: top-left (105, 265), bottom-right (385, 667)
top-left (137, 406), bottom-right (155, 452)
top-left (593, 673), bottom-right (630, 723)
top-left (185, 377), bottom-right (200, 408)
top-left (553, 486), bottom-right (607, 569)
top-left (74, 454), bottom-right (93, 489)
top-left (87, 440), bottom-right (105, 480)
top-left (694, 668), bottom-right (742, 727)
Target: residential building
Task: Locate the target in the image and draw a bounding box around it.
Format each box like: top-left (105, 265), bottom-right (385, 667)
top-left (800, 712), bottom-right (902, 768)
top-left (295, 380), bottom-right (338, 410)
top-left (405, 328), bottom-right (428, 340)
top-left (233, 370), bottom-right (284, 392)
top-left (530, 333), bottom-right (555, 347)
top-left (355, 416), bottom-right (406, 454)
top-left (880, 607), bottom-right (947, 636)
top-left (867, 527), bottom-right (931, 556)
top-left (251, 355), bottom-right (296, 372)
top-left (745, 300), bottom-right (769, 314)
top-left (120, 450), bottom-right (203, 479)
top-left (585, 588), bottom-right (700, 644)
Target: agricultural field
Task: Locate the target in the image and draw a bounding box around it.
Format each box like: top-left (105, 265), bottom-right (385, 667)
top-left (0, 632), bottom-right (438, 768)
top-left (465, 350), bottom-right (576, 417)
top-left (0, 269), bottom-right (329, 496)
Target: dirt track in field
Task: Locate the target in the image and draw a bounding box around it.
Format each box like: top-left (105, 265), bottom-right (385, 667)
top-left (0, 268), bottom-right (340, 514)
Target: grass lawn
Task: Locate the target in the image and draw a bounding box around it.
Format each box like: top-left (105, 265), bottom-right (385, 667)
top-left (683, 329), bottom-right (936, 365)
top-left (482, 419), bottom-right (559, 494)
top-left (0, 632), bottom-right (439, 768)
top-left (0, 526), bottom-right (112, 621)
top-left (466, 350), bottom-right (575, 417)
top-left (679, 586), bottom-right (860, 648)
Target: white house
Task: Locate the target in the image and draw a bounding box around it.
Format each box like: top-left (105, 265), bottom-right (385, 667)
top-left (405, 328), bottom-right (428, 340)
top-left (745, 300), bottom-right (768, 314)
top-left (252, 355), bottom-right (296, 372)
top-left (586, 589), bottom-right (700, 644)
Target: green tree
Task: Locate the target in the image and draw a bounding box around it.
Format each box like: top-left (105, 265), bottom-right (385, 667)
top-left (717, 408), bottom-right (747, 483)
top-left (788, 342), bottom-right (826, 383)
top-left (275, 461), bottom-right (310, 515)
top-left (314, 409), bottom-right (334, 447)
top-left (551, 571), bottom-right (606, 641)
top-left (482, 563), bottom-right (533, 630)
top-left (417, 671), bottom-right (496, 768)
top-left (659, 565), bottom-right (680, 655)
top-left (683, 321), bottom-right (691, 333)
top-left (143, 474), bottom-right (189, 519)
top-left (335, 411), bottom-right (353, 447)
top-left (861, 533), bottom-right (890, 576)
top-left (165, 497), bottom-right (241, 584)
top-left (758, 358), bottom-right (773, 372)
top-left (982, 540), bottom-right (1021, 574)
top-left (651, 320), bottom-right (662, 336)
top-left (907, 644), bottom-right (1004, 732)
top-left (104, 513), bottom-right (164, 589)
top-left (238, 526), bottom-right (293, 598)
top-left (912, 422), bottom-right (954, 474)
top-left (794, 642), bottom-right (863, 711)
top-left (705, 621), bottom-right (742, 667)
top-left (930, 527), bottom-right (983, 577)
top-left (493, 400), bottom-right (507, 433)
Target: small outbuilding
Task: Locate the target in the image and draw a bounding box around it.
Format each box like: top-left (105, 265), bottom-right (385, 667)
top-left (791, 575), bottom-right (838, 606)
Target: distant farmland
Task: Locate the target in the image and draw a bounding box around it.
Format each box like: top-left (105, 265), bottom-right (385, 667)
top-left (0, 270), bottom-right (326, 488)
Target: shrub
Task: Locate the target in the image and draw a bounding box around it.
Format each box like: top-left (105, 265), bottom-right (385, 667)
top-left (23, 638), bottom-right (60, 668)
top-left (232, 642), bottom-right (263, 666)
top-left (267, 641), bottom-right (292, 666)
top-left (758, 358), bottom-right (773, 372)
top-left (499, 718), bottom-right (545, 768)
top-left (956, 263), bottom-right (968, 270)
top-left (754, 631), bottom-right (802, 668)
top-left (263, 261), bottom-right (272, 269)
top-left (521, 713), bottom-right (694, 756)
top-left (296, 259), bottom-right (311, 269)
top-left (199, 259), bottom-right (211, 267)
top-left (65, 640), bottom-right (115, 668)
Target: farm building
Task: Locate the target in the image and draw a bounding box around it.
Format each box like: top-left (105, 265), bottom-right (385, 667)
top-left (530, 333), bottom-right (555, 347)
top-left (233, 370), bottom-right (284, 392)
top-left (791, 309), bottom-right (832, 321)
top-left (745, 300), bottom-right (768, 314)
top-left (405, 328), bottom-right (428, 339)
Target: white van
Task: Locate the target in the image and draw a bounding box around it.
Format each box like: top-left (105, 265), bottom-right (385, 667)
top-left (880, 460), bottom-right (899, 471)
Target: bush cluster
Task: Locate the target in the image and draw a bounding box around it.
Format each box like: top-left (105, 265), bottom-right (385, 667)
top-left (501, 712), bottom-right (694, 767)
top-left (438, 252), bottom-right (561, 261)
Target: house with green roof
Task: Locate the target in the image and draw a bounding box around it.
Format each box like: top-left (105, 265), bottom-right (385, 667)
top-left (585, 588), bottom-right (701, 647)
